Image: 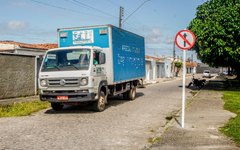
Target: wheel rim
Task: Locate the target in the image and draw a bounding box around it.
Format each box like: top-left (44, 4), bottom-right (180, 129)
top-left (98, 94), bottom-right (105, 109)
top-left (131, 88), bottom-right (136, 99)
top-left (129, 88), bottom-right (136, 100)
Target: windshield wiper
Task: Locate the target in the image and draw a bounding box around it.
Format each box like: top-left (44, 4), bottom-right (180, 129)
top-left (69, 64), bottom-right (79, 70)
top-left (43, 65), bottom-right (60, 71)
top-left (52, 65), bottom-right (61, 70)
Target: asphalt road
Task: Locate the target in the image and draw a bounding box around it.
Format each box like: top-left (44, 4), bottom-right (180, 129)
top-left (0, 78), bottom-right (193, 150)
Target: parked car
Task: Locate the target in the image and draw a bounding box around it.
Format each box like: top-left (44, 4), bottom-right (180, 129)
top-left (203, 70), bottom-right (211, 78)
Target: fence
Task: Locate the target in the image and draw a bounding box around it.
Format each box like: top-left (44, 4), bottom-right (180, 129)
top-left (0, 53), bottom-right (39, 99)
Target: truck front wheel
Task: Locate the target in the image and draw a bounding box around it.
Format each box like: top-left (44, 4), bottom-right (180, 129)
top-left (51, 103), bottom-right (64, 111)
top-left (93, 91), bottom-right (106, 112)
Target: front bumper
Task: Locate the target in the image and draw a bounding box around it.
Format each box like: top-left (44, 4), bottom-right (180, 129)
top-left (40, 91), bottom-right (96, 103)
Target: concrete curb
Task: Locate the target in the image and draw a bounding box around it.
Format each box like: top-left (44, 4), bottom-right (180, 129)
top-left (0, 96), bottom-right (39, 106)
top-left (144, 87), bottom-right (202, 149)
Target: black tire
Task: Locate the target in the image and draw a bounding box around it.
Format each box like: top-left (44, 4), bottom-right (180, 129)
top-left (197, 83), bottom-right (204, 89)
top-left (123, 91), bottom-right (129, 99)
top-left (51, 103), bottom-right (64, 111)
top-left (187, 82), bottom-right (192, 88)
top-left (128, 87), bottom-right (137, 100)
top-left (93, 91), bottom-right (106, 112)
top-left (200, 82), bottom-right (205, 88)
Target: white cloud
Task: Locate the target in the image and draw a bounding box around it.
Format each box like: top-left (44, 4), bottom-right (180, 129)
top-left (0, 20), bottom-right (56, 43)
top-left (165, 36), bottom-right (175, 45)
top-left (7, 20), bottom-right (27, 30)
top-left (145, 28), bottom-right (161, 44)
top-left (0, 20), bottom-right (28, 34)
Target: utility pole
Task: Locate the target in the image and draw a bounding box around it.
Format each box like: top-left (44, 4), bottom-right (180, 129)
top-left (119, 6), bottom-right (124, 28)
top-left (172, 40), bottom-right (176, 77)
top-left (173, 40), bottom-right (176, 60)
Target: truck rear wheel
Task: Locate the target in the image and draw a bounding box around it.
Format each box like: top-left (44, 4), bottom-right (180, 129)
top-left (123, 87), bottom-right (136, 100)
top-left (51, 103), bottom-right (64, 111)
top-left (128, 87), bottom-right (136, 100)
top-left (93, 91), bottom-right (106, 112)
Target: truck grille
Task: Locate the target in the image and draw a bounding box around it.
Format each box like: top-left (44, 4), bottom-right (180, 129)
top-left (48, 78), bottom-right (79, 87)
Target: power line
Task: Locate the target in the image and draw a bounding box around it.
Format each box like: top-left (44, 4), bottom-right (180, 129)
top-left (104, 0), bottom-right (145, 27)
top-left (70, 0), bottom-right (118, 19)
top-left (64, 0), bottom-right (110, 18)
top-left (31, 0), bottom-right (90, 15)
top-left (105, 0), bottom-right (121, 7)
top-left (122, 0), bottom-right (151, 24)
top-left (125, 22), bottom-right (143, 33)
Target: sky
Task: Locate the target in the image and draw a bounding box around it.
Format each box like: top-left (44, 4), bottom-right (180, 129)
top-left (0, 0), bottom-right (206, 59)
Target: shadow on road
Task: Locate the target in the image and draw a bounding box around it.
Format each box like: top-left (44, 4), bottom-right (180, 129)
top-left (202, 78), bottom-right (240, 91)
top-left (44, 92), bottom-right (144, 114)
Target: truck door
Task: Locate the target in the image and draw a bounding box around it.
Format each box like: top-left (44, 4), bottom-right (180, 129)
top-left (92, 51), bottom-right (106, 90)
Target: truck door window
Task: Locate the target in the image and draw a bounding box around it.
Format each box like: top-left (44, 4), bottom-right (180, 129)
top-left (99, 53), bottom-right (106, 64)
top-left (93, 52), bottom-right (99, 65)
top-left (93, 52), bottom-right (106, 65)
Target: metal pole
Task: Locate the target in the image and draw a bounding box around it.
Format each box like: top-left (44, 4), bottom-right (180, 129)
top-left (173, 40), bottom-right (176, 77)
top-left (182, 50), bottom-right (186, 128)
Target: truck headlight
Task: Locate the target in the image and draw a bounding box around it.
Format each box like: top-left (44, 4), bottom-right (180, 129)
top-left (80, 78), bottom-right (88, 86)
top-left (40, 79), bottom-right (47, 87)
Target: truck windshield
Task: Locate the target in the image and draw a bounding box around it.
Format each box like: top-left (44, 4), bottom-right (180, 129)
top-left (41, 49), bottom-right (90, 72)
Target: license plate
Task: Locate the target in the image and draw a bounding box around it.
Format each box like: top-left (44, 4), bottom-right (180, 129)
top-left (57, 96), bottom-right (68, 101)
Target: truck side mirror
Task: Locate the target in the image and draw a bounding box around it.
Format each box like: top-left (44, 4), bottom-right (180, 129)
top-left (99, 53), bottom-right (106, 64)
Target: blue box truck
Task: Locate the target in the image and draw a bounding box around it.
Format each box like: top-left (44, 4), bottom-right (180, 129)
top-left (39, 25), bottom-right (145, 111)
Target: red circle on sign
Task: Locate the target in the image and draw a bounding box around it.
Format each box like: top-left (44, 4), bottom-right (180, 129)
top-left (175, 30), bottom-right (196, 50)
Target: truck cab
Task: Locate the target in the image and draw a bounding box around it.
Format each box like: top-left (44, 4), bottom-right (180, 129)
top-left (39, 46), bottom-right (107, 111)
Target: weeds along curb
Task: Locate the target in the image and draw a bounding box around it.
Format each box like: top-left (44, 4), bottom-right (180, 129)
top-left (144, 77), bottom-right (183, 88)
top-left (145, 89), bottom-right (202, 149)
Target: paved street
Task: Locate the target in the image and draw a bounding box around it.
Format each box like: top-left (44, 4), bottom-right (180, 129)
top-left (0, 78), bottom-right (193, 150)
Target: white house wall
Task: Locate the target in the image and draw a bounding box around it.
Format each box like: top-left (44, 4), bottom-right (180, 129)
top-left (151, 60), bottom-right (156, 80)
top-left (145, 61), bottom-right (151, 81)
top-left (145, 58), bottom-right (170, 82)
top-left (0, 43), bottom-right (20, 50)
top-left (164, 58), bottom-right (172, 78)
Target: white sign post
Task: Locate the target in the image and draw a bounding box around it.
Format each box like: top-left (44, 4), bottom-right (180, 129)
top-left (175, 30), bottom-right (196, 128)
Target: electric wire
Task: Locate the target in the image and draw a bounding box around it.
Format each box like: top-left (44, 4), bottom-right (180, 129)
top-left (31, 0), bottom-right (107, 18)
top-left (70, 0), bottom-right (118, 19)
top-left (31, 0), bottom-right (89, 15)
top-left (103, 0), bottom-right (147, 31)
top-left (122, 0), bottom-right (151, 24)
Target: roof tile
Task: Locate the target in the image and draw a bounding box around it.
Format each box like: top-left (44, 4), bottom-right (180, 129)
top-left (0, 41), bottom-right (57, 50)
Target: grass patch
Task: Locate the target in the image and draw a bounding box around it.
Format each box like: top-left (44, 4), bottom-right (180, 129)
top-left (0, 101), bottom-right (50, 117)
top-left (190, 91), bottom-right (198, 96)
top-left (220, 91), bottom-right (240, 144)
top-left (149, 129), bottom-right (155, 133)
top-left (148, 137), bottom-right (161, 144)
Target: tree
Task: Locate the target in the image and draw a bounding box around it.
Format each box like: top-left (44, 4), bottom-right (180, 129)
top-left (188, 0), bottom-right (240, 78)
top-left (175, 61), bottom-right (182, 77)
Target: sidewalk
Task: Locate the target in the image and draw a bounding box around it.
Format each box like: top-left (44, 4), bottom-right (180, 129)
top-left (144, 75), bottom-right (186, 86)
top-left (150, 80), bottom-right (239, 149)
